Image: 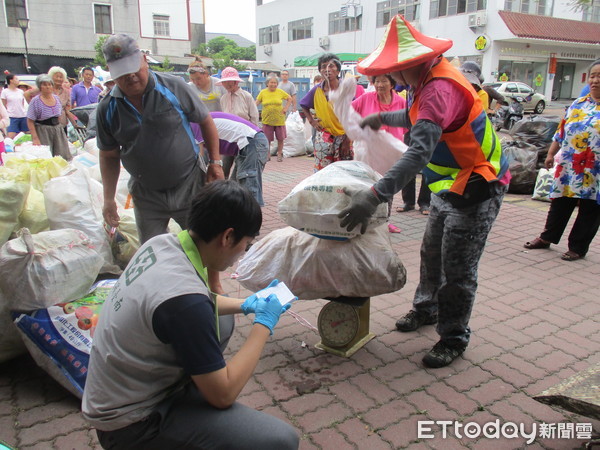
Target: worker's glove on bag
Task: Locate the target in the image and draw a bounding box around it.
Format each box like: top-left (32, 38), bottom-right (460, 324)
top-left (338, 186), bottom-right (381, 234)
top-left (360, 113), bottom-right (383, 131)
top-left (253, 294), bottom-right (291, 335)
top-left (241, 279), bottom-right (279, 315)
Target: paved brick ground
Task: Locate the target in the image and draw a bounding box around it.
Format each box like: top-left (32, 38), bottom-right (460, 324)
top-left (1, 133), bottom-right (598, 449)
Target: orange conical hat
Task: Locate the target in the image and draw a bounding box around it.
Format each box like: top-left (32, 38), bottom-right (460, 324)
top-left (358, 15), bottom-right (453, 76)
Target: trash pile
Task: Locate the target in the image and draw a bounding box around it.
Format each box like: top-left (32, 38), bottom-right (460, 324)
top-left (502, 115), bottom-right (561, 195)
top-left (0, 138), bottom-right (176, 397)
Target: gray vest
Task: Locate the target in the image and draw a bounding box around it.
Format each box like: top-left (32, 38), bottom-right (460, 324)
top-left (82, 234), bottom-right (210, 431)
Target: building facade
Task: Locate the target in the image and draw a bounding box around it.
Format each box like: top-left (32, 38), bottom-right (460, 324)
top-left (0, 0), bottom-right (207, 78)
top-left (256, 0), bottom-right (600, 99)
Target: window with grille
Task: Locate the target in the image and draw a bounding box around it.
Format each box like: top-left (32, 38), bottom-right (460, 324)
top-left (288, 17), bottom-right (313, 41)
top-left (153, 14), bottom-right (170, 37)
top-left (94, 4), bottom-right (112, 34)
top-left (377, 0), bottom-right (420, 26)
top-left (259, 25), bottom-right (280, 45)
top-left (5, 0), bottom-right (27, 27)
top-left (431, 0), bottom-right (484, 18)
top-left (582, 0), bottom-right (600, 22)
top-left (328, 10), bottom-right (362, 34)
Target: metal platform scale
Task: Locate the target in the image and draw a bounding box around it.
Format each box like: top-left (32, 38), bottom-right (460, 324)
top-left (315, 296), bottom-right (375, 357)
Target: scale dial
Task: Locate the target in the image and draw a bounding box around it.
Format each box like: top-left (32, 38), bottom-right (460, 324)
top-left (317, 302), bottom-right (359, 348)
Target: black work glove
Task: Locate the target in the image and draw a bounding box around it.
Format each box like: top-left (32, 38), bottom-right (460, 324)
top-left (359, 113), bottom-right (383, 131)
top-left (338, 186), bottom-right (381, 234)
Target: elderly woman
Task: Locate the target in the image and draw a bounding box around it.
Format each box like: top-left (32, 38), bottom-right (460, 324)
top-left (217, 67), bottom-right (259, 177)
top-left (48, 66), bottom-right (78, 134)
top-left (300, 53), bottom-right (353, 171)
top-left (26, 74), bottom-right (72, 160)
top-left (188, 61), bottom-right (225, 112)
top-left (256, 76), bottom-right (291, 162)
top-left (524, 58), bottom-right (600, 261)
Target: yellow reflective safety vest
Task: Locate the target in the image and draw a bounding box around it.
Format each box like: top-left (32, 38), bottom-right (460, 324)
top-left (409, 58), bottom-right (508, 196)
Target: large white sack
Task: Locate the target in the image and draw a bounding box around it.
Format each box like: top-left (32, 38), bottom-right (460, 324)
top-left (43, 169), bottom-right (121, 274)
top-left (278, 160), bottom-right (388, 240)
top-left (282, 111), bottom-right (306, 158)
top-left (330, 78), bottom-right (407, 176)
top-left (0, 228), bottom-right (104, 312)
top-left (236, 226), bottom-right (406, 300)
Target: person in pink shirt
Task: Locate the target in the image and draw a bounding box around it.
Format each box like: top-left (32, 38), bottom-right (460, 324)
top-left (352, 74), bottom-right (407, 233)
top-left (352, 74), bottom-right (406, 140)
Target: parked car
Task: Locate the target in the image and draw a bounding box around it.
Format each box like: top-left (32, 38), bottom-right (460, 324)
top-left (484, 81), bottom-right (546, 114)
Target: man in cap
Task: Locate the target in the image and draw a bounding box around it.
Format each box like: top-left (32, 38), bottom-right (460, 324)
top-left (460, 61), bottom-right (489, 110)
top-left (338, 15), bottom-right (509, 368)
top-left (96, 33), bottom-right (225, 293)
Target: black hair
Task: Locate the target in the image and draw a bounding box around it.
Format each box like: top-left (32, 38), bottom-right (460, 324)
top-left (187, 180), bottom-right (262, 245)
top-left (588, 59), bottom-right (600, 75)
top-left (318, 53), bottom-right (341, 72)
top-left (6, 73), bottom-right (15, 84)
top-left (370, 74), bottom-right (395, 85)
top-left (82, 67), bottom-right (94, 75)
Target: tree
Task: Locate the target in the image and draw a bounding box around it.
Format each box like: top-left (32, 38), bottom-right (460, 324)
top-left (192, 36), bottom-right (256, 70)
top-left (93, 35), bottom-right (109, 69)
top-left (150, 57), bottom-right (175, 72)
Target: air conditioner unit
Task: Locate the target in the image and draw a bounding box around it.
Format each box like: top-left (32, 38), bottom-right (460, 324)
top-left (263, 45), bottom-right (272, 55)
top-left (341, 5), bottom-right (363, 18)
top-left (319, 36), bottom-right (330, 49)
top-left (468, 11), bottom-right (487, 28)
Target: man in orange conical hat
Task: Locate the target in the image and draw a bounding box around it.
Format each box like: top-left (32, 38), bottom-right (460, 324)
top-left (338, 15), bottom-right (509, 368)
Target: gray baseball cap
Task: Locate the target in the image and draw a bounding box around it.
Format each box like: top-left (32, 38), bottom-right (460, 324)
top-left (102, 34), bottom-right (142, 79)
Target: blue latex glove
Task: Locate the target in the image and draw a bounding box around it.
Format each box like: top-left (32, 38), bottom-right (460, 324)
top-left (241, 279), bottom-right (279, 315)
top-left (253, 294), bottom-right (291, 335)
top-left (337, 186), bottom-right (381, 234)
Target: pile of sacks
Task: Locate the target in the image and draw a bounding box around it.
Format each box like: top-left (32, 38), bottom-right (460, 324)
top-left (237, 160), bottom-right (406, 300)
top-left (0, 139), bottom-right (173, 394)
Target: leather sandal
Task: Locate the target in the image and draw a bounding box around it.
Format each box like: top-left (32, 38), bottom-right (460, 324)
top-left (561, 251), bottom-right (582, 261)
top-left (524, 237), bottom-right (550, 250)
top-left (396, 204), bottom-right (415, 213)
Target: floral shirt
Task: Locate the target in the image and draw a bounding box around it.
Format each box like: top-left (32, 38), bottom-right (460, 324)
top-left (551, 94), bottom-right (600, 204)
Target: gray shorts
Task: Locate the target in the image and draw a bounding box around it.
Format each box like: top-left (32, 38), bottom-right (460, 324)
top-left (129, 161), bottom-right (205, 244)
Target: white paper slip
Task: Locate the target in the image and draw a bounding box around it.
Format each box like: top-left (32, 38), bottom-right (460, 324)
top-left (256, 282), bottom-right (296, 305)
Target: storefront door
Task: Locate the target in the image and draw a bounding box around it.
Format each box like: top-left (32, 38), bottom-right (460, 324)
top-left (552, 63), bottom-right (575, 100)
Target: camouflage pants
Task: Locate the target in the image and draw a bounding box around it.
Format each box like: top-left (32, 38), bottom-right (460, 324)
top-left (412, 187), bottom-right (506, 346)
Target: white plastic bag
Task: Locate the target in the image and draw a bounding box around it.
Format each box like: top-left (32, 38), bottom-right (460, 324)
top-left (282, 112), bottom-right (307, 158)
top-left (330, 78), bottom-right (407, 175)
top-left (0, 228), bottom-right (104, 311)
top-left (236, 226), bottom-right (406, 300)
top-left (43, 169), bottom-right (120, 273)
top-left (278, 160), bottom-right (389, 240)
top-left (531, 168), bottom-right (555, 202)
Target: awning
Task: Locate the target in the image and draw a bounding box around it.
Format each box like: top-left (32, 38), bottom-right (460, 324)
top-left (498, 11), bottom-right (600, 45)
top-left (294, 52), bottom-right (369, 67)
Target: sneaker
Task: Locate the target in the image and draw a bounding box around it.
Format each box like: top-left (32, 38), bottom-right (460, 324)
top-left (395, 310), bottom-right (437, 332)
top-left (422, 341), bottom-right (466, 368)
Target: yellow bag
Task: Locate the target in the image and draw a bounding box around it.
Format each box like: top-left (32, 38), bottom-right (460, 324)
top-left (18, 188), bottom-right (49, 234)
top-left (0, 167), bottom-right (31, 245)
top-left (5, 157), bottom-right (69, 191)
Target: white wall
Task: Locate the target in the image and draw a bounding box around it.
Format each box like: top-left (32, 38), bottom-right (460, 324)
top-left (139, 0), bottom-right (190, 40)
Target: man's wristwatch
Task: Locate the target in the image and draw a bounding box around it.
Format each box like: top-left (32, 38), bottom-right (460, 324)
top-left (208, 160), bottom-right (223, 166)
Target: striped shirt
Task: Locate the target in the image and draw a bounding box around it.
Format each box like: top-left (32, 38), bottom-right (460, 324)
top-left (26, 95), bottom-right (62, 122)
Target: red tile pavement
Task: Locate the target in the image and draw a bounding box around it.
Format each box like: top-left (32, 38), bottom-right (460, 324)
top-left (0, 150), bottom-right (598, 449)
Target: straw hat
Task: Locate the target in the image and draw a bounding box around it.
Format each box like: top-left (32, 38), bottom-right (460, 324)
top-left (357, 15), bottom-right (453, 76)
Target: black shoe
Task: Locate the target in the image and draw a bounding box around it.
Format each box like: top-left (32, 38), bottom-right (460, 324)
top-left (422, 341), bottom-right (466, 368)
top-left (395, 310), bottom-right (437, 332)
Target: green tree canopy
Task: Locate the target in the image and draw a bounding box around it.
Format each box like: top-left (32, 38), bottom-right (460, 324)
top-left (93, 35), bottom-right (109, 69)
top-left (193, 36), bottom-right (255, 71)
